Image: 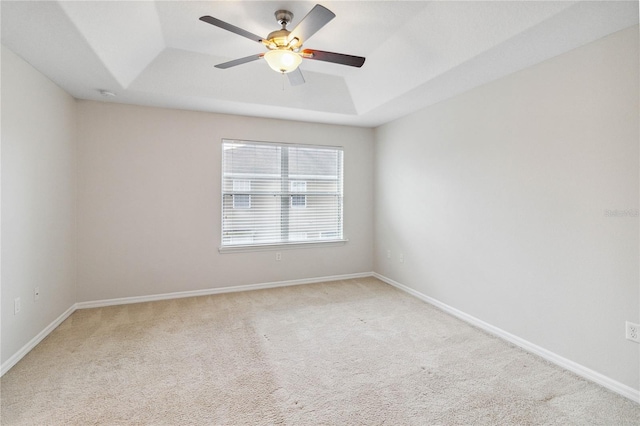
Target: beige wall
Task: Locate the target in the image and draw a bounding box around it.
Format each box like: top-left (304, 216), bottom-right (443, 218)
top-left (374, 26), bottom-right (639, 390)
top-left (1, 46), bottom-right (77, 364)
top-left (76, 101), bottom-right (374, 302)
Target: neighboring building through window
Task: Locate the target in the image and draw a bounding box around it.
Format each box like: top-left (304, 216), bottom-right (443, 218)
top-left (232, 179), bottom-right (251, 209)
top-left (221, 140), bottom-right (343, 248)
top-left (290, 181), bottom-right (307, 209)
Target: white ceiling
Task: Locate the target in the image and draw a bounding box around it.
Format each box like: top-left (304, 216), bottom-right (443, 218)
top-left (2, 1), bottom-right (638, 127)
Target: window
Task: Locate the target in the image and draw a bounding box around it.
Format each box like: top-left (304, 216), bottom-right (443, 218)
top-left (290, 181), bottom-right (307, 208)
top-left (221, 140), bottom-right (343, 248)
top-left (232, 180), bottom-right (251, 209)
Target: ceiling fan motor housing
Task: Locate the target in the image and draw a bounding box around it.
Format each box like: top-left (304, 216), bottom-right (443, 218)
top-left (265, 10), bottom-right (301, 51)
top-left (266, 29), bottom-right (291, 47)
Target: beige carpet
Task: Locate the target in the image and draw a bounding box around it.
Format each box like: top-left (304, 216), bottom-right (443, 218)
top-left (1, 277), bottom-right (639, 425)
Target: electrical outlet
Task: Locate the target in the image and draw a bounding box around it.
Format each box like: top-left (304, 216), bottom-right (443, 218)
top-left (626, 321), bottom-right (640, 343)
top-left (275, 252), bottom-right (282, 261)
top-left (386, 250), bottom-right (391, 259)
top-left (399, 253), bottom-right (404, 263)
top-left (14, 297), bottom-right (21, 315)
top-left (34, 287), bottom-right (40, 302)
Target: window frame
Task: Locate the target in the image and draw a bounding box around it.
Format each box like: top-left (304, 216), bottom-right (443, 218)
top-left (220, 139), bottom-right (347, 252)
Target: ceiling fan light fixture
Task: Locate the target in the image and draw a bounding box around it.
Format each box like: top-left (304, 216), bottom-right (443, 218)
top-left (262, 40), bottom-right (278, 49)
top-left (288, 37), bottom-right (301, 49)
top-left (264, 49), bottom-right (302, 73)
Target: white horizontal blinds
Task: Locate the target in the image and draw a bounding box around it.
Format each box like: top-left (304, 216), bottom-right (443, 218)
top-left (222, 140), bottom-right (343, 247)
top-left (287, 145), bottom-right (343, 241)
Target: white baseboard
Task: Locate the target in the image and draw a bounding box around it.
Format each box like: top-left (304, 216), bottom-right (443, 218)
top-left (1, 304), bottom-right (77, 377)
top-left (2, 272), bottom-right (373, 377)
top-left (373, 272), bottom-right (640, 404)
top-left (7, 270), bottom-right (637, 405)
top-left (75, 272), bottom-right (373, 309)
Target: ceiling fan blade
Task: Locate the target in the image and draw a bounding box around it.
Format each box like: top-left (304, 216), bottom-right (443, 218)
top-left (200, 15), bottom-right (264, 43)
top-left (215, 54), bottom-right (264, 69)
top-left (302, 49), bottom-right (365, 68)
top-left (288, 4), bottom-right (335, 44)
top-left (287, 68), bottom-right (305, 86)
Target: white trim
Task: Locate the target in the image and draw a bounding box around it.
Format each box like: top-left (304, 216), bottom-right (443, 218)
top-left (222, 138), bottom-right (344, 152)
top-left (1, 304), bottom-right (77, 377)
top-left (373, 272), bottom-right (640, 404)
top-left (1, 273), bottom-right (373, 376)
top-left (7, 271), bottom-right (636, 405)
top-left (219, 239), bottom-right (348, 253)
top-left (76, 272), bottom-right (372, 309)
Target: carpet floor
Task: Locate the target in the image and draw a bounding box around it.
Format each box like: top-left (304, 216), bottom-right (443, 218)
top-left (1, 277), bottom-right (639, 425)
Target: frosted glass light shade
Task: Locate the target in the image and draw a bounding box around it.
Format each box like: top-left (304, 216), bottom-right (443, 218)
top-left (264, 49), bottom-right (302, 73)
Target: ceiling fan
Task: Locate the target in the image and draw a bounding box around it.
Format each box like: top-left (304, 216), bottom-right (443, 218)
top-left (199, 4), bottom-right (366, 86)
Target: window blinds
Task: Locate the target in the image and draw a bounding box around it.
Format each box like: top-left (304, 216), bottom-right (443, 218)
top-left (221, 140), bottom-right (344, 248)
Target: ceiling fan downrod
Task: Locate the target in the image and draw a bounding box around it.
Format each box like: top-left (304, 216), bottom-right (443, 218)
top-left (275, 10), bottom-right (293, 29)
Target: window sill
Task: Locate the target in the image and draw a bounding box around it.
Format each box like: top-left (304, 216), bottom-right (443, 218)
top-left (219, 239), bottom-right (348, 254)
